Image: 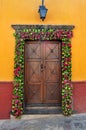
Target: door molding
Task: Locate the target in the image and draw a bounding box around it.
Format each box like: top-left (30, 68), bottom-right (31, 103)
top-left (12, 25), bottom-right (75, 117)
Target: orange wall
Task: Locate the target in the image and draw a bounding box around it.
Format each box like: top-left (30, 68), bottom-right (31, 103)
top-left (0, 0), bottom-right (86, 81)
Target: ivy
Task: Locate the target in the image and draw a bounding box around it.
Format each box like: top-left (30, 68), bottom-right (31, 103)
top-left (12, 28), bottom-right (73, 117)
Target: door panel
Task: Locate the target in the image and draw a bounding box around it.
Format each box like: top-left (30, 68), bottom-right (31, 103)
top-left (25, 41), bottom-right (61, 105)
top-left (27, 61), bottom-right (41, 83)
top-left (26, 61), bottom-right (42, 103)
top-left (25, 42), bottom-right (43, 104)
top-left (26, 43), bottom-right (41, 59)
top-left (44, 61), bottom-right (60, 103)
top-left (28, 84), bottom-right (42, 103)
top-left (45, 43), bottom-right (59, 59)
top-left (45, 83), bottom-right (59, 101)
top-left (44, 42), bottom-right (61, 103)
top-left (45, 61), bottom-right (60, 82)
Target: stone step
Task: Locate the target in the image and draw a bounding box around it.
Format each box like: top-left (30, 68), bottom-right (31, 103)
top-left (26, 103), bottom-right (61, 107)
top-left (26, 106), bottom-right (61, 110)
top-left (24, 106), bottom-right (62, 114)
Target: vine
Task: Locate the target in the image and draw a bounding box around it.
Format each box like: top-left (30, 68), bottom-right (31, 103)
top-left (12, 27), bottom-right (73, 117)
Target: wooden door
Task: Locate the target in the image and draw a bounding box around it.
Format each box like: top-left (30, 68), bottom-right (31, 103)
top-left (25, 41), bottom-right (61, 105)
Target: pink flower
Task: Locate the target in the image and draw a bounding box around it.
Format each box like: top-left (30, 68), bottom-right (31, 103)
top-left (15, 100), bottom-right (19, 104)
top-left (64, 80), bottom-right (68, 84)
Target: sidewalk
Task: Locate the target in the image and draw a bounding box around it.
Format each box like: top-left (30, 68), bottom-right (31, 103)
top-left (0, 113), bottom-right (86, 130)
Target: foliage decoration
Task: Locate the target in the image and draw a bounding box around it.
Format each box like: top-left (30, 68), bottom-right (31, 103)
top-left (12, 25), bottom-right (74, 117)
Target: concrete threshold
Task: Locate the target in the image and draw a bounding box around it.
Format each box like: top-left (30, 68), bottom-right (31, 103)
top-left (10, 113), bottom-right (86, 120)
top-left (10, 114), bottom-right (63, 120)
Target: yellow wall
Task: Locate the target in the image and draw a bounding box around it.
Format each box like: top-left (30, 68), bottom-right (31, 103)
top-left (0, 0), bottom-right (86, 81)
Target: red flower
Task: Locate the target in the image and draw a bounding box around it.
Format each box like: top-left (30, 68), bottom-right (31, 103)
top-left (68, 44), bottom-right (71, 48)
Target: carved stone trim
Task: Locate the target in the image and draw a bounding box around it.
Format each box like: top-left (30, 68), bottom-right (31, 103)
top-left (12, 25), bottom-right (75, 31)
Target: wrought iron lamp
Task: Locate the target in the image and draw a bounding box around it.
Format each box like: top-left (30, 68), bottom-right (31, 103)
top-left (38, 0), bottom-right (48, 21)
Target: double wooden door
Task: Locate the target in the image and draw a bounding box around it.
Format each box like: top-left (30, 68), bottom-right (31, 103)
top-left (25, 41), bottom-right (61, 105)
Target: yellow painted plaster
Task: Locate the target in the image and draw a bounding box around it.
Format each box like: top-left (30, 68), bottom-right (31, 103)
top-left (0, 0), bottom-right (86, 81)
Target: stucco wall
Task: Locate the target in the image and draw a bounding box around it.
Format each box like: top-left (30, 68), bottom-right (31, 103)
top-left (0, 1), bottom-right (86, 119)
top-left (0, 0), bottom-right (86, 81)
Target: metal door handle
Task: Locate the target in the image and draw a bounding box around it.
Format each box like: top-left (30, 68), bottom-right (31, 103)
top-left (41, 64), bottom-right (44, 72)
top-left (40, 64), bottom-right (46, 72)
top-left (41, 64), bottom-right (43, 69)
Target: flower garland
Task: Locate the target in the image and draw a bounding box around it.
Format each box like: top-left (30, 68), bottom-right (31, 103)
top-left (12, 27), bottom-right (73, 117)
